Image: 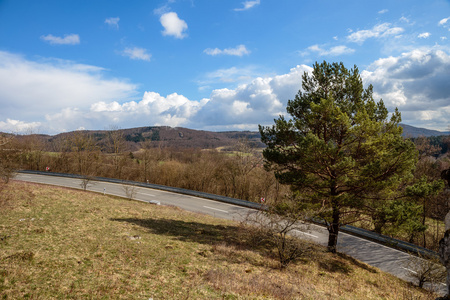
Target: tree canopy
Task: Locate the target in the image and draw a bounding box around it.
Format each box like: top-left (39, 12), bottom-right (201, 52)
top-left (259, 61), bottom-right (418, 253)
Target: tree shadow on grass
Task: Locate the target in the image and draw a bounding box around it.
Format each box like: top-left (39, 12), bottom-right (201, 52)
top-left (112, 217), bottom-right (334, 270)
top-left (110, 217), bottom-right (278, 268)
top-left (317, 252), bottom-right (378, 275)
top-left (111, 217), bottom-right (244, 247)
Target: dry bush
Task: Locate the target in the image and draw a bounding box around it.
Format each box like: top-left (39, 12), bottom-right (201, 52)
top-left (11, 140), bottom-right (289, 204)
top-left (403, 252), bottom-right (446, 289)
top-left (0, 182), bottom-right (13, 208)
top-left (122, 184), bottom-right (137, 200)
top-left (151, 160), bottom-right (185, 187)
top-left (241, 208), bottom-right (315, 269)
top-left (80, 175), bottom-right (95, 191)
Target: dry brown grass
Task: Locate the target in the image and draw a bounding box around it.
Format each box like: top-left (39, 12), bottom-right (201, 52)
top-left (0, 181), bottom-right (438, 299)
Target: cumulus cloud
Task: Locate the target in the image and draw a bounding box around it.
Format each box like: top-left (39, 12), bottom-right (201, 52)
top-left (0, 51), bottom-right (137, 132)
top-left (0, 119), bottom-right (42, 133)
top-left (361, 49), bottom-right (450, 131)
top-left (418, 32), bottom-right (431, 39)
top-left (11, 62), bottom-right (311, 133)
top-left (204, 45), bottom-right (250, 57)
top-left (122, 47), bottom-right (151, 61)
top-left (306, 44), bottom-right (355, 56)
top-left (378, 9), bottom-right (389, 14)
top-left (160, 12), bottom-right (188, 39)
top-left (234, 0), bottom-right (260, 11)
top-left (3, 48), bottom-right (448, 134)
top-left (347, 23), bottom-right (404, 44)
top-left (191, 65), bottom-right (312, 128)
top-left (45, 92), bottom-right (207, 132)
top-left (105, 17), bottom-right (120, 29)
top-left (40, 33), bottom-right (80, 45)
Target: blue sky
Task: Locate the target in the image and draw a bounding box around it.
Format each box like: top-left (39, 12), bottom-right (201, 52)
top-left (0, 0), bottom-right (449, 134)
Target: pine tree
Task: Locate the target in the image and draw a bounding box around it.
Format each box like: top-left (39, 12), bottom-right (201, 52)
top-left (259, 61), bottom-right (417, 253)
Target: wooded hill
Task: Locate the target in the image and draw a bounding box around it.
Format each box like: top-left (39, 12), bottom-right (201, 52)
top-left (15, 126), bottom-right (265, 152)
top-left (8, 123), bottom-right (450, 152)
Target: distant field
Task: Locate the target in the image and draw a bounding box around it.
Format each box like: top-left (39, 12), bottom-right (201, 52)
top-left (0, 181), bottom-right (436, 299)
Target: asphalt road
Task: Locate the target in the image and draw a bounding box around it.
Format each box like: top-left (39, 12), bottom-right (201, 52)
top-left (14, 173), bottom-right (447, 295)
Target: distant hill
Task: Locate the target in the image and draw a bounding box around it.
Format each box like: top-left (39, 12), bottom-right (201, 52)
top-left (8, 124), bottom-right (449, 151)
top-left (31, 126), bottom-right (265, 151)
top-left (399, 124), bottom-right (450, 138)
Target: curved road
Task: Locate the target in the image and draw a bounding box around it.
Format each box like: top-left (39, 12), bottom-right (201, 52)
top-left (15, 173), bottom-right (446, 295)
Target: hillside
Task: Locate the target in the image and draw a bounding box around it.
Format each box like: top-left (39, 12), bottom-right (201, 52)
top-left (0, 181), bottom-right (436, 299)
top-left (400, 124), bottom-right (450, 138)
top-left (7, 124), bottom-right (450, 151)
top-left (24, 126), bottom-right (264, 151)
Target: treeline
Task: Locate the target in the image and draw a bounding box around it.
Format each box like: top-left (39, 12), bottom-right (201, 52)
top-left (410, 135), bottom-right (450, 156)
top-left (2, 130), bottom-right (450, 251)
top-left (6, 130), bottom-right (288, 204)
top-left (360, 135), bottom-right (450, 251)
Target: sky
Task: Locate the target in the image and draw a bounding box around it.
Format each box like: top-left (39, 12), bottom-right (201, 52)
top-left (0, 0), bottom-right (449, 134)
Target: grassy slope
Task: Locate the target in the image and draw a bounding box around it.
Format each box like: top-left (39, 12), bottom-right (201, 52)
top-left (0, 181), bottom-right (436, 299)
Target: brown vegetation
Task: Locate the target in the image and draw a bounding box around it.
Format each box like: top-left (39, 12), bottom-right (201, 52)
top-left (4, 128), bottom-right (450, 252)
top-left (0, 181), bottom-right (437, 299)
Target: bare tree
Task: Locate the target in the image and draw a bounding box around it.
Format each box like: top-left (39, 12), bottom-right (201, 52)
top-left (0, 133), bottom-right (17, 184)
top-left (105, 126), bottom-right (128, 178)
top-left (122, 184), bottom-right (137, 200)
top-left (18, 131), bottom-right (45, 171)
top-left (220, 139), bottom-right (264, 200)
top-left (139, 140), bottom-right (153, 183)
top-left (403, 252), bottom-right (446, 289)
top-left (80, 175), bottom-right (96, 191)
top-left (65, 130), bottom-right (99, 176)
top-left (0, 133), bottom-right (18, 208)
top-left (243, 199), bottom-right (314, 269)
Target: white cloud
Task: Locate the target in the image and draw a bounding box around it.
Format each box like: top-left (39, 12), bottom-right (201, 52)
top-left (122, 47), bottom-right (151, 61)
top-left (378, 9), bottom-right (389, 14)
top-left (204, 45), bottom-right (250, 57)
top-left (418, 32), bottom-right (431, 39)
top-left (105, 17), bottom-right (120, 29)
top-left (347, 23), bottom-right (404, 44)
top-left (3, 48), bottom-right (449, 133)
top-left (399, 16), bottom-right (413, 24)
top-left (234, 0), bottom-right (260, 11)
top-left (0, 51), bottom-right (137, 132)
top-left (13, 63), bottom-right (311, 133)
top-left (153, 4), bottom-right (171, 15)
top-left (198, 66), bottom-right (259, 86)
top-left (361, 49), bottom-right (450, 131)
top-left (46, 92), bottom-right (207, 131)
top-left (0, 119), bottom-right (41, 133)
top-left (191, 65), bottom-right (312, 128)
top-left (307, 44), bottom-right (355, 56)
top-left (439, 17), bottom-right (449, 26)
top-left (160, 12), bottom-right (188, 39)
top-left (40, 33), bottom-right (80, 45)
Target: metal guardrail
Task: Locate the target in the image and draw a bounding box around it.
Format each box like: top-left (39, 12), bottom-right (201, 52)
top-left (17, 170), bottom-right (266, 210)
top-left (17, 170), bottom-right (439, 258)
top-left (340, 224), bottom-right (439, 259)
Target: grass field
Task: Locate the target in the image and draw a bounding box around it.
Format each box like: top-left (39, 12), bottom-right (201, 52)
top-left (0, 181), bottom-right (437, 299)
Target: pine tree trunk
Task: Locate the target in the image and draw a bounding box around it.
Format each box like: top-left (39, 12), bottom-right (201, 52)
top-left (327, 199), bottom-right (340, 253)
